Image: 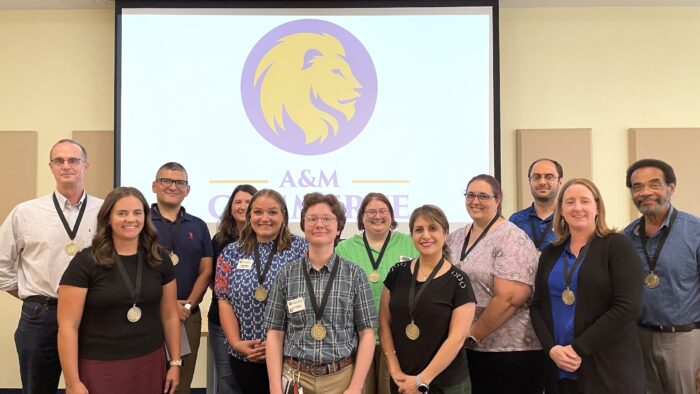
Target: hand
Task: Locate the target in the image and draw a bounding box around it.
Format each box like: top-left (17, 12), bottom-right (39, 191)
top-left (393, 373), bottom-right (420, 394)
top-left (549, 345), bottom-right (582, 373)
top-left (342, 387), bottom-right (362, 394)
top-left (177, 300), bottom-right (192, 322)
top-left (234, 339), bottom-right (267, 362)
top-left (66, 381), bottom-right (89, 394)
top-left (163, 365), bottom-right (180, 394)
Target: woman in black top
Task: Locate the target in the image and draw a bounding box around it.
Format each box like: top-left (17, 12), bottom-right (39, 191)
top-left (379, 205), bottom-right (476, 394)
top-left (57, 187), bottom-right (181, 394)
top-left (210, 184), bottom-right (257, 394)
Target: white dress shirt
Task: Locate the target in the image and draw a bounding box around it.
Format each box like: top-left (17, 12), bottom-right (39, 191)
top-left (0, 191), bottom-right (103, 299)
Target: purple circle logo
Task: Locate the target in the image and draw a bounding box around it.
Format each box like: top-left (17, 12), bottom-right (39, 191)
top-left (241, 19), bottom-right (377, 155)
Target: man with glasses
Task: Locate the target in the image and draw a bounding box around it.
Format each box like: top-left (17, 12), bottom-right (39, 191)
top-left (509, 158), bottom-right (563, 252)
top-left (0, 139), bottom-right (103, 393)
top-left (151, 162), bottom-right (213, 394)
top-left (623, 159), bottom-right (700, 394)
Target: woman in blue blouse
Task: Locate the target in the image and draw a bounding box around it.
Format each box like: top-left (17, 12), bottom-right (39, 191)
top-left (530, 179), bottom-right (644, 394)
top-left (215, 189), bottom-right (307, 394)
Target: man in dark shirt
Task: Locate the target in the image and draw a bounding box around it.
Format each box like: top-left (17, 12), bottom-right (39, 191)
top-left (509, 158), bottom-right (563, 252)
top-left (151, 162), bottom-right (213, 394)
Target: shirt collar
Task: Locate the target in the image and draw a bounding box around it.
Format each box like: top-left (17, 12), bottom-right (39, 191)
top-left (151, 203), bottom-right (187, 221)
top-left (306, 253), bottom-right (337, 273)
top-left (54, 190), bottom-right (86, 209)
top-left (633, 204), bottom-right (676, 236)
top-left (527, 203), bottom-right (554, 222)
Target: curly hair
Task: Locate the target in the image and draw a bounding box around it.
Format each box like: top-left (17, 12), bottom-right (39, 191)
top-left (300, 192), bottom-right (346, 242)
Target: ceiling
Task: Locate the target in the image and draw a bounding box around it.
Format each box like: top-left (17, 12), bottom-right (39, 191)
top-left (1, 0), bottom-right (700, 10)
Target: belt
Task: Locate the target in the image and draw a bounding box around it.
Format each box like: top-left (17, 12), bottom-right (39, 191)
top-left (284, 355), bottom-right (354, 376)
top-left (640, 322), bottom-right (700, 333)
top-left (24, 296), bottom-right (58, 305)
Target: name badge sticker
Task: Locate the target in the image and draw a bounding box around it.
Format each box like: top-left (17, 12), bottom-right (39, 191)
top-left (237, 258), bottom-right (254, 270)
top-left (400, 256), bottom-right (412, 262)
top-left (287, 297), bottom-right (306, 313)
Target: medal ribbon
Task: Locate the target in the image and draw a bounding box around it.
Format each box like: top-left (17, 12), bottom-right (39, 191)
top-left (639, 209), bottom-right (677, 273)
top-left (460, 214), bottom-right (500, 261)
top-left (154, 205), bottom-right (183, 255)
top-left (362, 231), bottom-right (392, 272)
top-left (408, 257), bottom-right (445, 323)
top-left (562, 238), bottom-right (592, 291)
top-left (115, 252), bottom-right (144, 306)
top-left (52, 193), bottom-right (88, 242)
top-left (253, 240), bottom-right (278, 287)
top-left (301, 256), bottom-right (340, 324)
top-left (529, 216), bottom-right (553, 249)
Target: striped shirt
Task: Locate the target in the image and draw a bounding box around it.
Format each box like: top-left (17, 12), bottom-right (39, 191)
top-left (0, 192), bottom-right (102, 298)
top-left (264, 254), bottom-right (377, 364)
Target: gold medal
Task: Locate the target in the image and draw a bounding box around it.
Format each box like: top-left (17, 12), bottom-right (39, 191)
top-left (311, 323), bottom-right (327, 340)
top-left (65, 242), bottom-right (80, 257)
top-left (562, 289), bottom-right (575, 305)
top-left (368, 270), bottom-right (380, 283)
top-left (169, 252), bottom-right (179, 266)
top-left (127, 305), bottom-right (142, 323)
top-left (644, 273), bottom-right (660, 289)
top-left (405, 322), bottom-right (420, 340)
top-left (253, 287), bottom-right (268, 301)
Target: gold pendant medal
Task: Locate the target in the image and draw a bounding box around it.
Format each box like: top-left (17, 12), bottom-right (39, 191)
top-left (169, 252), bottom-right (179, 266)
top-left (65, 242), bottom-right (80, 256)
top-left (253, 287), bottom-right (268, 301)
top-left (127, 305), bottom-right (142, 323)
top-left (405, 322), bottom-right (420, 340)
top-left (311, 323), bottom-right (327, 340)
top-left (561, 289), bottom-right (575, 305)
top-left (368, 270), bottom-right (380, 283)
top-left (644, 273), bottom-right (660, 289)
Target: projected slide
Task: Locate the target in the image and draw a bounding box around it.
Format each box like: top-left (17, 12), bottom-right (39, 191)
top-left (119, 7), bottom-right (495, 225)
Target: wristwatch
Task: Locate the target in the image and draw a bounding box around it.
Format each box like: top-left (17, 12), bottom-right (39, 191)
top-left (467, 335), bottom-right (480, 346)
top-left (169, 359), bottom-right (183, 367)
top-left (184, 302), bottom-right (192, 311)
top-left (415, 374), bottom-right (429, 393)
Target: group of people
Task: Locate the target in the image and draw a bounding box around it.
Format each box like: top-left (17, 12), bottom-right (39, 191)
top-left (0, 139), bottom-right (697, 394)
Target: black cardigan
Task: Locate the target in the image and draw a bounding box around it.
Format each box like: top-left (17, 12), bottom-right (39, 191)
top-left (530, 233), bottom-right (645, 394)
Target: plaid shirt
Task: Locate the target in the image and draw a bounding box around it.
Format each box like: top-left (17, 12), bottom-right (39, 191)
top-left (264, 254), bottom-right (377, 364)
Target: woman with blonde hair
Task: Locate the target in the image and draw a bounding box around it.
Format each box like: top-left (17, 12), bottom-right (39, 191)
top-left (530, 178), bottom-right (644, 393)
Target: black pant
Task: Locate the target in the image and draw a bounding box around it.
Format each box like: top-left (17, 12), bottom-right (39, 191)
top-left (467, 349), bottom-right (545, 394)
top-left (15, 302), bottom-right (62, 394)
top-left (557, 378), bottom-right (579, 394)
top-left (230, 355), bottom-right (269, 394)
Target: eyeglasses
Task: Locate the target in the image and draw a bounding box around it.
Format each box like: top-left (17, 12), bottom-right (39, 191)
top-left (157, 178), bottom-right (189, 188)
top-left (365, 209), bottom-right (389, 218)
top-left (529, 174), bottom-right (559, 182)
top-left (304, 216), bottom-right (336, 225)
top-left (464, 192), bottom-right (496, 201)
top-left (50, 158), bottom-right (83, 166)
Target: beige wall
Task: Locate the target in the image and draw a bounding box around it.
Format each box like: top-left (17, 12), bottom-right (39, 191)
top-left (2, 5), bottom-right (700, 389)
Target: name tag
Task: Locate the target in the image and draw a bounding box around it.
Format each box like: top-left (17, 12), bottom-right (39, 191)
top-left (237, 259), bottom-right (254, 270)
top-left (287, 297), bottom-right (306, 313)
top-left (400, 256), bottom-right (412, 262)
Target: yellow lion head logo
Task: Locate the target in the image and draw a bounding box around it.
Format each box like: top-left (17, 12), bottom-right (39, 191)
top-left (254, 32), bottom-right (362, 144)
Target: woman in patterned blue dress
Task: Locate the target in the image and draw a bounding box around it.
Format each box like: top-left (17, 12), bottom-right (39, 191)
top-left (215, 189), bottom-right (307, 394)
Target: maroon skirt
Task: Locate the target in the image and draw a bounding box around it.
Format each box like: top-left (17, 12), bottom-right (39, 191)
top-left (79, 346), bottom-right (166, 394)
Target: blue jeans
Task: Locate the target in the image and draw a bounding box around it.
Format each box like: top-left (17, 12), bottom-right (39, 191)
top-left (208, 320), bottom-right (242, 394)
top-left (15, 301), bottom-right (62, 394)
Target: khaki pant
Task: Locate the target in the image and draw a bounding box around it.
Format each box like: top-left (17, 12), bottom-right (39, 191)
top-left (639, 327), bottom-right (700, 394)
top-left (363, 347), bottom-right (391, 394)
top-left (283, 361), bottom-right (354, 394)
top-left (176, 309), bottom-right (202, 394)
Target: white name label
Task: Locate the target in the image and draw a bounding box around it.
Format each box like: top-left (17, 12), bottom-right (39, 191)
top-left (287, 297), bottom-right (306, 313)
top-left (237, 259), bottom-right (254, 270)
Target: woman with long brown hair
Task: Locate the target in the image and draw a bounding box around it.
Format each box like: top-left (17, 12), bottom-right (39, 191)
top-left (58, 187), bottom-right (181, 394)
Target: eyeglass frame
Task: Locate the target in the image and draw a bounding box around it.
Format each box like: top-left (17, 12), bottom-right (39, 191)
top-left (50, 157), bottom-right (84, 167)
top-left (156, 178), bottom-right (189, 188)
top-left (304, 215), bottom-right (337, 225)
top-left (464, 192), bottom-right (497, 201)
top-left (529, 174), bottom-right (560, 182)
top-left (364, 208), bottom-right (389, 218)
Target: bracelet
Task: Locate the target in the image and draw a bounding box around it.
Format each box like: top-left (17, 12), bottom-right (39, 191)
top-left (383, 350), bottom-right (396, 357)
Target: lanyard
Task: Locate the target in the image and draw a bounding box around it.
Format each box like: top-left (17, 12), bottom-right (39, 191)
top-left (461, 214), bottom-right (499, 261)
top-left (408, 257), bottom-right (445, 323)
top-left (362, 231), bottom-right (391, 272)
top-left (253, 240), bottom-right (278, 287)
top-left (52, 193), bottom-right (87, 241)
top-left (115, 252), bottom-right (144, 306)
top-left (562, 238), bottom-right (592, 290)
top-left (301, 256), bottom-right (340, 323)
top-left (529, 216), bottom-right (553, 249)
top-left (639, 209), bottom-right (678, 273)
